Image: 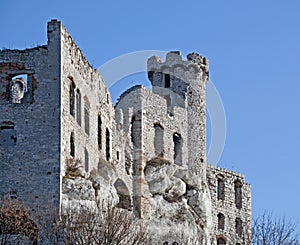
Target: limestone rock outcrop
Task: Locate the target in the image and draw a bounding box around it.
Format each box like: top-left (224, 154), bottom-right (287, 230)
top-left (143, 157), bottom-right (212, 243)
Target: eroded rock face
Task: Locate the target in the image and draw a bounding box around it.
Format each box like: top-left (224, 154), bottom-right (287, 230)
top-left (61, 176), bottom-right (98, 211)
top-left (61, 156), bottom-right (212, 243)
top-left (146, 195), bottom-right (206, 243)
top-left (186, 184), bottom-right (213, 231)
top-left (62, 161), bottom-right (119, 210)
top-left (174, 168), bottom-right (202, 188)
top-left (62, 177), bottom-right (94, 201)
top-left (143, 157), bottom-right (212, 243)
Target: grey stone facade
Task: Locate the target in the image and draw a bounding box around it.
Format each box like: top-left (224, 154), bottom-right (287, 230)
top-left (207, 165), bottom-right (252, 244)
top-left (0, 20), bottom-right (251, 244)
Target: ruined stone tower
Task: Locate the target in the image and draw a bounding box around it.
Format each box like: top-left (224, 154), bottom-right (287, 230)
top-left (0, 20), bottom-right (252, 244)
top-left (147, 51), bottom-right (209, 177)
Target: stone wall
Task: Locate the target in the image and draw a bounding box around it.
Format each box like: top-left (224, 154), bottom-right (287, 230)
top-left (0, 23), bottom-right (61, 212)
top-left (207, 165), bottom-right (252, 244)
top-left (57, 19), bottom-right (132, 210)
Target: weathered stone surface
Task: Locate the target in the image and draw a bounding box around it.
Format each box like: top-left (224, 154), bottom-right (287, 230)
top-left (186, 185), bottom-right (212, 225)
top-left (164, 178), bottom-right (186, 202)
top-left (144, 164), bottom-right (174, 195)
top-left (174, 168), bottom-right (202, 188)
top-left (62, 177), bottom-right (95, 201)
top-left (207, 165), bottom-right (252, 244)
top-left (146, 195), bottom-right (207, 244)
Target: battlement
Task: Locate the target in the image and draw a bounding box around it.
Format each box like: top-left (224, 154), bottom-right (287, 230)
top-left (147, 51), bottom-right (209, 86)
top-left (207, 164), bottom-right (247, 180)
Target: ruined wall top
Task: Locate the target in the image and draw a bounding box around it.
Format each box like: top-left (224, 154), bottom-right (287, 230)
top-left (207, 164), bottom-right (247, 181)
top-left (147, 51), bottom-right (209, 82)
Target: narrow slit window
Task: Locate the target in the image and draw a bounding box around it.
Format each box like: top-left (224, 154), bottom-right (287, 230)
top-left (217, 176), bottom-right (225, 201)
top-left (235, 218), bottom-right (243, 236)
top-left (84, 148), bottom-right (89, 173)
top-left (106, 128), bottom-right (110, 161)
top-left (76, 89), bottom-right (81, 126)
top-left (98, 115), bottom-right (102, 149)
top-left (154, 123), bottom-right (164, 157)
top-left (234, 180), bottom-right (242, 209)
top-left (217, 213), bottom-right (225, 230)
top-left (70, 81), bottom-right (75, 116)
top-left (173, 133), bottom-right (182, 165)
top-left (84, 107), bottom-right (90, 135)
top-left (70, 132), bottom-right (75, 157)
top-left (164, 94), bottom-right (171, 108)
top-left (164, 73), bottom-right (170, 88)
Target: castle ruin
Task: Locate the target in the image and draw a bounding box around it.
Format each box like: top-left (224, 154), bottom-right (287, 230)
top-left (0, 20), bottom-right (252, 244)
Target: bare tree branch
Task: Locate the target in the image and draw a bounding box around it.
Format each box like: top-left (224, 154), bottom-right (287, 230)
top-left (252, 211), bottom-right (299, 245)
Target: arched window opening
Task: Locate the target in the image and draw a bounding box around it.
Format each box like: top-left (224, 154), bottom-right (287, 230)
top-left (76, 89), bottom-right (81, 126)
top-left (0, 121), bottom-right (16, 146)
top-left (70, 132), bottom-right (75, 157)
top-left (84, 148), bottom-right (89, 173)
top-left (173, 133), bottom-right (182, 165)
top-left (98, 115), bottom-right (102, 150)
top-left (217, 213), bottom-right (225, 230)
top-left (235, 218), bottom-right (243, 237)
top-left (69, 81), bottom-right (75, 116)
top-left (234, 179), bottom-right (243, 209)
top-left (217, 238), bottom-right (226, 245)
top-left (154, 123), bottom-right (164, 157)
top-left (131, 114), bottom-right (140, 148)
top-left (106, 128), bottom-right (110, 161)
top-left (217, 175), bottom-right (225, 201)
top-left (114, 178), bottom-right (132, 210)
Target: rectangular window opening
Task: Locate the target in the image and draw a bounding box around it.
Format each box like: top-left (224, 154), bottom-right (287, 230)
top-left (164, 74), bottom-right (170, 88)
top-left (84, 107), bottom-right (90, 135)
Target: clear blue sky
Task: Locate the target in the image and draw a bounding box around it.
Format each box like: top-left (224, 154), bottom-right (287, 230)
top-left (1, 1), bottom-right (300, 226)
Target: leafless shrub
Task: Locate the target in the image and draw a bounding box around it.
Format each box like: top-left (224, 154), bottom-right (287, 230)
top-left (146, 157), bottom-right (171, 168)
top-left (0, 195), bottom-right (38, 245)
top-left (33, 205), bottom-right (63, 245)
top-left (37, 201), bottom-right (152, 244)
top-left (252, 211), bottom-right (299, 245)
top-left (0, 194), bottom-right (152, 245)
top-left (65, 157), bottom-right (84, 178)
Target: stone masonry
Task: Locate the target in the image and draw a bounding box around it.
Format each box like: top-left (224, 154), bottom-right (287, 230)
top-left (0, 20), bottom-right (252, 244)
top-left (207, 165), bottom-right (252, 244)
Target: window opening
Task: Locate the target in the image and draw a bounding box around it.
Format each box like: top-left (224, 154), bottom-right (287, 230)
top-left (154, 123), bottom-right (164, 157)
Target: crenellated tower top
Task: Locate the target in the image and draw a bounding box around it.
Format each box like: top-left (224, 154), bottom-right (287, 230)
top-left (147, 51), bottom-right (209, 89)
